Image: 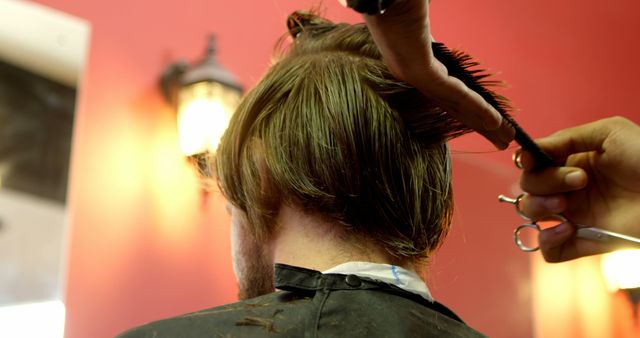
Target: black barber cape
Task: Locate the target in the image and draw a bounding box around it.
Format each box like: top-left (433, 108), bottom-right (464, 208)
top-left (118, 263), bottom-right (486, 337)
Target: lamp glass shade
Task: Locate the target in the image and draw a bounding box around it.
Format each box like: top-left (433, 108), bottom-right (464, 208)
top-left (601, 249), bottom-right (640, 291)
top-left (177, 81), bottom-right (241, 156)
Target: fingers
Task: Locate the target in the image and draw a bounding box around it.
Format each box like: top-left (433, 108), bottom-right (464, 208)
top-left (518, 194), bottom-right (567, 220)
top-left (528, 117), bottom-right (628, 161)
top-left (482, 121), bottom-right (516, 150)
top-left (515, 146), bottom-right (588, 195)
top-left (538, 222), bottom-right (576, 262)
top-left (519, 165), bottom-right (588, 195)
top-left (417, 67), bottom-right (515, 149)
top-left (363, 0), bottom-right (515, 149)
top-left (538, 223), bottom-right (609, 262)
top-left (447, 107), bottom-right (513, 149)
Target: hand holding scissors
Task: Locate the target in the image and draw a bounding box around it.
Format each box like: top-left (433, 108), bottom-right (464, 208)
top-left (506, 117), bottom-right (640, 262)
top-left (498, 194), bottom-right (640, 253)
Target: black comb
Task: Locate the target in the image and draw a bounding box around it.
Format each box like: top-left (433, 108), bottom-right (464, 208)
top-left (431, 42), bottom-right (556, 170)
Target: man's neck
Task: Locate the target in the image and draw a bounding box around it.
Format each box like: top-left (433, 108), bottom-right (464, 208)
top-left (272, 204), bottom-right (415, 272)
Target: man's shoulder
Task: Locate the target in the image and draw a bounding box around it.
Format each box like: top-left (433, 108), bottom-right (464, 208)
top-left (118, 265), bottom-right (486, 337)
top-left (322, 287), bottom-right (486, 337)
top-left (117, 291), bottom-right (314, 338)
top-left (118, 288), bottom-right (485, 338)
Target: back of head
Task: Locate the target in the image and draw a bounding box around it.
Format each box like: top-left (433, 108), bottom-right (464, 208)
top-left (215, 11), bottom-right (472, 260)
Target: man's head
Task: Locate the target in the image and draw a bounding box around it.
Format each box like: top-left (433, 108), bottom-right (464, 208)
top-left (215, 12), bottom-right (471, 298)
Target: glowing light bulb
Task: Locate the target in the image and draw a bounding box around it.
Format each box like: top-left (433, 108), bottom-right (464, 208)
top-left (176, 81), bottom-right (240, 156)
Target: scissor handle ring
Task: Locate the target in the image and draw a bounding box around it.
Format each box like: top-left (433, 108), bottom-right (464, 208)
top-left (512, 194), bottom-right (532, 221)
top-left (514, 223), bottom-right (541, 252)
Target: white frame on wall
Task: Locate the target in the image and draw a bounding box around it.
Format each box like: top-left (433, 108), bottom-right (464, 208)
top-left (0, 1), bottom-right (90, 337)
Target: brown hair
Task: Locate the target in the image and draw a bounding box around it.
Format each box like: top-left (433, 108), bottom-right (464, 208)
top-left (215, 12), bottom-right (475, 260)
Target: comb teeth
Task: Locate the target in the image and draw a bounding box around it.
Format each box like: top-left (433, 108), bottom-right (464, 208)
top-left (431, 42), bottom-right (511, 118)
top-left (431, 42), bottom-right (556, 169)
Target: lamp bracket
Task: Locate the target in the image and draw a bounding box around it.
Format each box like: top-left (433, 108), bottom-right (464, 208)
top-left (160, 60), bottom-right (188, 107)
top-left (624, 287), bottom-right (640, 324)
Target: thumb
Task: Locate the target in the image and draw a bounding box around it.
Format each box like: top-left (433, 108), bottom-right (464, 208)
top-left (535, 117), bottom-right (622, 162)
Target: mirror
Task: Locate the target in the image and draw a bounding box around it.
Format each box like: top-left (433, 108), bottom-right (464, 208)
top-left (0, 1), bottom-right (90, 337)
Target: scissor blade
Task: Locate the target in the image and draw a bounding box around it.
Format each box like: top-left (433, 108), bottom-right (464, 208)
top-left (576, 227), bottom-right (640, 248)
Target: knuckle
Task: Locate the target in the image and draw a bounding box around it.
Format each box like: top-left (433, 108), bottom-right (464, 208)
top-left (605, 115), bottom-right (631, 127)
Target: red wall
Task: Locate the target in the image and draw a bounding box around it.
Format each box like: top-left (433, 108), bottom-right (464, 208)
top-left (31, 0), bottom-right (640, 337)
top-left (435, 0), bottom-right (640, 162)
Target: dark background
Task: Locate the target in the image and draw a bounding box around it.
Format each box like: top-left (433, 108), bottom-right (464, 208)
top-left (0, 59), bottom-right (76, 204)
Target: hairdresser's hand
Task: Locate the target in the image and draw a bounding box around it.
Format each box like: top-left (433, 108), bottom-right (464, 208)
top-left (516, 116), bottom-right (640, 262)
top-left (355, 0), bottom-right (514, 149)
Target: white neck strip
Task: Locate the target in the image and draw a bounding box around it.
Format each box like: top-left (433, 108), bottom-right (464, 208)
top-left (322, 261), bottom-right (433, 302)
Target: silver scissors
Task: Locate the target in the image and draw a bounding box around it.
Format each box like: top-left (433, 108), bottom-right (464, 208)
top-left (498, 194), bottom-right (640, 252)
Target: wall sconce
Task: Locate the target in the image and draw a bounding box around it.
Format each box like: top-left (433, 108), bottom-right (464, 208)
top-left (601, 249), bottom-right (640, 321)
top-left (160, 35), bottom-right (243, 190)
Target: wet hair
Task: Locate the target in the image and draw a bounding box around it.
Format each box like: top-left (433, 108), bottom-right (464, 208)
top-left (215, 11), bottom-right (481, 260)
